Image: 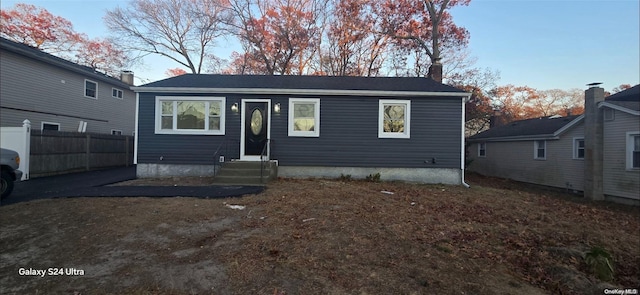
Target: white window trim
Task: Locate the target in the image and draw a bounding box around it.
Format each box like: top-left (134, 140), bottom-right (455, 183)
top-left (154, 96), bottom-right (226, 135)
top-left (478, 142), bottom-right (486, 157)
top-left (41, 121), bottom-right (60, 131)
top-left (573, 137), bottom-right (584, 160)
top-left (604, 108), bottom-right (615, 121)
top-left (84, 79), bottom-right (98, 99)
top-left (627, 131), bottom-right (640, 170)
top-left (111, 129), bottom-right (123, 135)
top-left (534, 140), bottom-right (546, 160)
top-left (288, 98), bottom-right (320, 137)
top-left (378, 99), bottom-right (411, 139)
top-left (112, 88), bottom-right (124, 99)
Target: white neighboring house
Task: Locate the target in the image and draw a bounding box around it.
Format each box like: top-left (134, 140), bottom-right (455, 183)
top-left (467, 85), bottom-right (639, 205)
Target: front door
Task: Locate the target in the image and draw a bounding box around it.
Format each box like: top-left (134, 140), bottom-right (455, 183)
top-left (241, 101), bottom-right (269, 160)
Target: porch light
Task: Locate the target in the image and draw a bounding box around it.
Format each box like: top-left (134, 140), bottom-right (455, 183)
top-left (231, 103), bottom-right (239, 113)
top-left (274, 102), bottom-right (281, 113)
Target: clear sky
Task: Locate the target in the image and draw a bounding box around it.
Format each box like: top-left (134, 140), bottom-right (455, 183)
top-left (2, 0), bottom-right (639, 91)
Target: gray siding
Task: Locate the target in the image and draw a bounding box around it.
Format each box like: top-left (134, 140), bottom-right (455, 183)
top-left (136, 93), bottom-right (462, 168)
top-left (467, 122), bottom-right (585, 191)
top-left (603, 110), bottom-right (640, 200)
top-left (0, 50), bottom-right (135, 134)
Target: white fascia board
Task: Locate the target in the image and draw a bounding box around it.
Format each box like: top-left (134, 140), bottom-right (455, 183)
top-left (131, 87), bottom-right (471, 98)
top-left (468, 135), bottom-right (560, 142)
top-left (598, 102), bottom-right (640, 116)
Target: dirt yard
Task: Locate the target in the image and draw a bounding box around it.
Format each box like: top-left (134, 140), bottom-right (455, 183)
top-left (1, 174), bottom-right (638, 295)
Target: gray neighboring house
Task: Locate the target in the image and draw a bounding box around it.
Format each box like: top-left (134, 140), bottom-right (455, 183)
top-left (0, 37), bottom-right (135, 134)
top-left (132, 74), bottom-right (472, 184)
top-left (467, 84), bottom-right (640, 205)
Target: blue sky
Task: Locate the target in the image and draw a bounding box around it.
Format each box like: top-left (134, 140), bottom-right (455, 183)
top-left (2, 0), bottom-right (639, 91)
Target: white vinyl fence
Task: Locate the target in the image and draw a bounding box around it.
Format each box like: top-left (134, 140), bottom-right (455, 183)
top-left (0, 119), bottom-right (31, 180)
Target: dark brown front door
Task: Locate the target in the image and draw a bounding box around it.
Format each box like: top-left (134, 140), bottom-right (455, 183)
top-left (244, 102), bottom-right (268, 156)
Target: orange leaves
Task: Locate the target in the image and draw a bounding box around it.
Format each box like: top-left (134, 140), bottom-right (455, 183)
top-left (1, 3), bottom-right (129, 77)
top-left (232, 0), bottom-right (320, 75)
top-left (490, 85), bottom-right (585, 121)
top-left (378, 0), bottom-right (470, 60)
top-left (0, 3), bottom-right (80, 52)
top-left (165, 68), bottom-right (188, 77)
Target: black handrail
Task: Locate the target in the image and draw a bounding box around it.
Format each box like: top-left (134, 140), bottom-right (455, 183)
top-left (260, 139), bottom-right (271, 183)
top-left (212, 140), bottom-right (226, 176)
top-left (213, 139), bottom-right (238, 176)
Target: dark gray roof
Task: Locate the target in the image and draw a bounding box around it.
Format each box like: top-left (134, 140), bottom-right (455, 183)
top-left (137, 74), bottom-right (465, 94)
top-left (606, 84), bottom-right (639, 102)
top-left (603, 85), bottom-right (640, 111)
top-left (469, 115), bottom-right (581, 141)
top-left (605, 101), bottom-right (640, 111)
top-left (0, 37), bottom-right (130, 88)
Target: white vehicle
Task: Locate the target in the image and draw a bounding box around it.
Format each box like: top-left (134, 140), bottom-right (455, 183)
top-left (1, 148), bottom-right (23, 199)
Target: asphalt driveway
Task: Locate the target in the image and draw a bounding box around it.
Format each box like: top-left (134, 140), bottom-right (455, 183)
top-left (2, 166), bottom-right (264, 206)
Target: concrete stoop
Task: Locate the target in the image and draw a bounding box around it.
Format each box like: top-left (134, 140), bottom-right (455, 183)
top-left (213, 161), bottom-right (277, 186)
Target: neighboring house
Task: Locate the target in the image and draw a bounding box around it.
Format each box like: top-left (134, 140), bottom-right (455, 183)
top-left (0, 37), bottom-right (135, 135)
top-left (467, 84), bottom-right (640, 205)
top-left (132, 74), bottom-right (471, 184)
top-left (599, 85), bottom-right (640, 202)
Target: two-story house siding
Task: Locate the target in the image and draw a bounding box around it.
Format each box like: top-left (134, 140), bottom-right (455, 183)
top-left (0, 37), bottom-right (135, 135)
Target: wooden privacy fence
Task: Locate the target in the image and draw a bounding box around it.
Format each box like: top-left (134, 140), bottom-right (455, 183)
top-left (30, 130), bottom-right (133, 177)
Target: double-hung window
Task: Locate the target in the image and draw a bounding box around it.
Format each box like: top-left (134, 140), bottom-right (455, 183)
top-left (573, 138), bottom-right (585, 159)
top-left (379, 99), bottom-right (411, 139)
top-left (628, 132), bottom-right (640, 170)
top-left (112, 88), bottom-right (123, 99)
top-left (85, 79), bottom-right (97, 98)
top-left (288, 98), bottom-right (320, 137)
top-left (478, 142), bottom-right (486, 157)
top-left (155, 96), bottom-right (225, 135)
top-left (534, 140), bottom-right (546, 160)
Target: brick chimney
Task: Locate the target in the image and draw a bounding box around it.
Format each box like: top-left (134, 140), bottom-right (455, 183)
top-left (584, 83), bottom-right (604, 201)
top-left (120, 70), bottom-right (134, 85)
top-left (489, 109), bottom-right (506, 128)
top-left (428, 60), bottom-right (443, 83)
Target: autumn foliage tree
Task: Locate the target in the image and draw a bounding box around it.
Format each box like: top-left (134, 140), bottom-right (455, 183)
top-left (0, 3), bottom-right (81, 53)
top-left (321, 0), bottom-right (390, 76)
top-left (165, 68), bottom-right (188, 77)
top-left (488, 85), bottom-right (585, 124)
top-left (1, 3), bottom-right (130, 77)
top-left (379, 0), bottom-right (471, 80)
top-left (228, 0), bottom-right (322, 75)
top-left (74, 38), bottom-right (130, 77)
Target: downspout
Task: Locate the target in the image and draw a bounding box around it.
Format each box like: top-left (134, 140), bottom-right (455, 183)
top-left (461, 94), bottom-right (472, 188)
top-left (133, 92), bottom-right (139, 165)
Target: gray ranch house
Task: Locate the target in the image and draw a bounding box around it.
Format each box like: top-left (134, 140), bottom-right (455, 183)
top-left (0, 37), bottom-right (135, 135)
top-left (467, 84), bottom-right (639, 205)
top-left (132, 74), bottom-right (471, 184)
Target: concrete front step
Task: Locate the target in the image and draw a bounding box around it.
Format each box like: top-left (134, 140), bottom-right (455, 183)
top-left (214, 161), bottom-right (277, 185)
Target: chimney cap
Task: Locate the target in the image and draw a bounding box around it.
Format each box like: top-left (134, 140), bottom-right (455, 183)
top-left (586, 82), bottom-right (602, 87)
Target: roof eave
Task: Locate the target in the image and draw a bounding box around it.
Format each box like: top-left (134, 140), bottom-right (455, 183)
top-left (131, 86), bottom-right (472, 98)
top-left (553, 115), bottom-right (585, 136)
top-left (598, 102), bottom-right (640, 116)
top-left (1, 41), bottom-right (131, 89)
top-left (467, 134), bottom-right (560, 142)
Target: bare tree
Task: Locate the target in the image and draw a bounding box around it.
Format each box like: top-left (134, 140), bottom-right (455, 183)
top-left (104, 0), bottom-right (231, 74)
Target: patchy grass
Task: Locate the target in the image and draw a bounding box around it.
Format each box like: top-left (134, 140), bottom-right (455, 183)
top-left (1, 174), bottom-right (638, 294)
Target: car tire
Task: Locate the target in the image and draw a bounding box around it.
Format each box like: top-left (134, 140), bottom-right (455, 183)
top-left (1, 170), bottom-right (14, 199)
